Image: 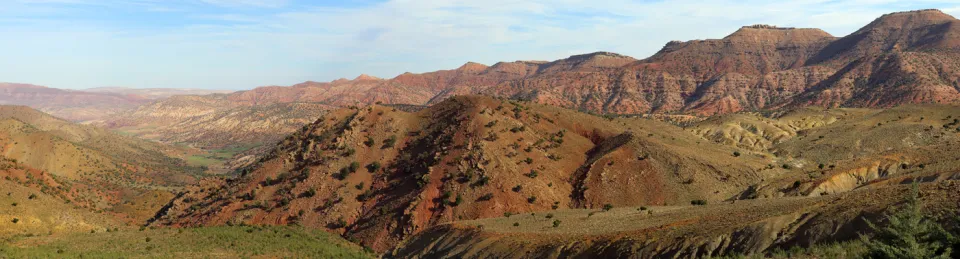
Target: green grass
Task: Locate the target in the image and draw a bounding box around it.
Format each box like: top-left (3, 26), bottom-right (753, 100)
top-left (185, 155), bottom-right (218, 167)
top-left (185, 144), bottom-right (260, 168)
top-left (0, 225), bottom-right (374, 258)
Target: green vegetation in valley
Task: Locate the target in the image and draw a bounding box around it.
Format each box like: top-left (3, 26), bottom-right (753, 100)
top-left (0, 226), bottom-right (374, 258)
top-left (184, 144), bottom-right (259, 171)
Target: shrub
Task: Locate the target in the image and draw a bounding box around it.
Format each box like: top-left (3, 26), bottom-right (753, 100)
top-left (349, 162), bottom-right (360, 172)
top-left (513, 222), bottom-right (520, 227)
top-left (355, 182), bottom-right (364, 190)
top-left (477, 193), bottom-right (493, 201)
top-left (356, 190), bottom-right (374, 202)
top-left (342, 148), bottom-right (356, 157)
top-left (525, 170), bottom-right (538, 178)
top-left (602, 204), bottom-right (613, 211)
top-left (733, 151), bottom-right (741, 157)
top-left (504, 212), bottom-right (513, 217)
top-left (523, 157), bottom-right (533, 164)
top-left (28, 194), bottom-right (36, 200)
top-left (473, 175), bottom-right (490, 187)
top-left (639, 206), bottom-right (648, 211)
top-left (527, 196), bottom-right (537, 203)
top-left (363, 137), bottom-right (375, 147)
top-left (366, 161), bottom-right (382, 172)
top-left (552, 220), bottom-right (562, 228)
top-left (691, 199), bottom-right (708, 206)
top-left (545, 213), bottom-right (554, 219)
top-left (382, 135), bottom-right (397, 149)
top-left (11, 218), bottom-right (18, 224)
top-left (299, 188), bottom-right (316, 198)
top-left (782, 164), bottom-right (793, 170)
top-left (512, 185), bottom-right (523, 192)
top-left (452, 194), bottom-right (463, 206)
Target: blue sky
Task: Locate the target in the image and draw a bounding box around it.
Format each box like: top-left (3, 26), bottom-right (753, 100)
top-left (1, 0), bottom-right (959, 90)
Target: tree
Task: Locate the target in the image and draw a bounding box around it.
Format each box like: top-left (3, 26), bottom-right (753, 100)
top-left (860, 183), bottom-right (954, 259)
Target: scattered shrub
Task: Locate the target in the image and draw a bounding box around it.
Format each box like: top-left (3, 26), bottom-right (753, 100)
top-left (382, 136), bottom-right (397, 149)
top-left (342, 148), bottom-right (356, 157)
top-left (366, 161), bottom-right (382, 172)
top-left (299, 188), bottom-right (316, 198)
top-left (477, 193), bottom-right (493, 201)
top-left (525, 170), bottom-right (538, 178)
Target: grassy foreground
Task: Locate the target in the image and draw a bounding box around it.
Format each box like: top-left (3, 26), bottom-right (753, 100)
top-left (0, 225), bottom-right (374, 258)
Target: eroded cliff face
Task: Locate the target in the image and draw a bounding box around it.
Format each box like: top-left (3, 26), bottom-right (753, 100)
top-left (392, 182), bottom-right (960, 259)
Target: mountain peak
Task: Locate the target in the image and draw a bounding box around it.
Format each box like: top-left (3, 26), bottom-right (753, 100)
top-left (879, 9), bottom-right (952, 19)
top-left (567, 51), bottom-right (633, 60)
top-left (860, 9), bottom-right (957, 33)
top-left (725, 25), bottom-right (833, 41)
top-left (456, 62), bottom-right (489, 72)
top-left (354, 74), bottom-right (381, 81)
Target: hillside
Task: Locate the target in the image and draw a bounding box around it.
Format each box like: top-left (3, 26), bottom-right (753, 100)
top-left (0, 160), bottom-right (119, 238)
top-left (389, 103), bottom-right (960, 258)
top-left (153, 95), bottom-right (779, 252)
top-left (393, 181), bottom-right (960, 258)
top-left (0, 106), bottom-right (202, 223)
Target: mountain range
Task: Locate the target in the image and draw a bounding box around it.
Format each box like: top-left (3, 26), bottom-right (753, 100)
top-left (79, 9), bottom-right (960, 154)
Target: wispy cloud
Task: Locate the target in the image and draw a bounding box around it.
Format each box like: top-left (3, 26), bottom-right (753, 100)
top-left (1, 0), bottom-right (959, 90)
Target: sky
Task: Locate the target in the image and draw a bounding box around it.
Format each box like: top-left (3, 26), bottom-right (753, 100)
top-left (1, 0), bottom-right (959, 90)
